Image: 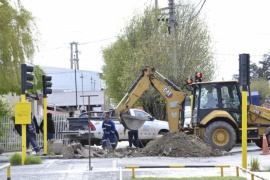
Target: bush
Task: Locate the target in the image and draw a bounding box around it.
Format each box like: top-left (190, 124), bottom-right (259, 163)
top-left (25, 156), bottom-right (42, 165)
top-left (9, 153), bottom-right (21, 165)
top-left (250, 157), bottom-right (260, 172)
top-left (9, 153), bottom-right (42, 165)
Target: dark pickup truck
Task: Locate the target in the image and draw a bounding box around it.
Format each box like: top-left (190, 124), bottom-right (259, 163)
top-left (60, 109), bottom-right (169, 148)
top-left (59, 111), bottom-right (105, 146)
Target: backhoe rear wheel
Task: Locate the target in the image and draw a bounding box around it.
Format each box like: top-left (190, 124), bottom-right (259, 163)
top-left (204, 121), bottom-right (236, 152)
top-left (254, 133), bottom-right (270, 148)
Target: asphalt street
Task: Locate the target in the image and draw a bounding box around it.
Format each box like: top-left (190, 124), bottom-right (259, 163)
top-left (0, 142), bottom-right (269, 180)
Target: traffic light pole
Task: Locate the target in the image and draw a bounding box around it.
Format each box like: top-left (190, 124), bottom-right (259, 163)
top-left (20, 94), bottom-right (27, 165)
top-left (239, 53), bottom-right (250, 169)
top-left (43, 98), bottom-right (48, 155)
top-left (15, 64), bottom-right (34, 165)
top-left (42, 75), bottom-right (52, 156)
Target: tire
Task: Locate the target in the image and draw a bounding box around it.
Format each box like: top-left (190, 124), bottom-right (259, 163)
top-left (80, 139), bottom-right (88, 146)
top-left (204, 121), bottom-right (236, 152)
top-left (254, 138), bottom-right (262, 148)
top-left (138, 140), bottom-right (148, 148)
top-left (255, 133), bottom-right (270, 148)
top-left (158, 131), bottom-right (167, 136)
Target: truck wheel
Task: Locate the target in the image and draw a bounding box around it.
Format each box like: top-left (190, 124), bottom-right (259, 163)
top-left (138, 140), bottom-right (148, 148)
top-left (80, 140), bottom-right (88, 146)
top-left (204, 121), bottom-right (236, 152)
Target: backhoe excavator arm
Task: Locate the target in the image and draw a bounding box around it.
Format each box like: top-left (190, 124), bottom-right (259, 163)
top-left (114, 66), bottom-right (186, 132)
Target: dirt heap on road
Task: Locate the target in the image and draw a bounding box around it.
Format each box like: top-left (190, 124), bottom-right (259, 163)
top-left (131, 131), bottom-right (224, 157)
top-left (68, 131), bottom-right (225, 158)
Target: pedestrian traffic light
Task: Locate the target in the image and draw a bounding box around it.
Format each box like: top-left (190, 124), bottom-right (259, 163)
top-left (21, 64), bottom-right (34, 94)
top-left (42, 75), bottom-right (52, 97)
top-left (195, 72), bottom-right (202, 82)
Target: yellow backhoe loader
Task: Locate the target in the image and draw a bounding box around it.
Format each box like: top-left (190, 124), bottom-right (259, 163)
top-left (114, 66), bottom-right (270, 151)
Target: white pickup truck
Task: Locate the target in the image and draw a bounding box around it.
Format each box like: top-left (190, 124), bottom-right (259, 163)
top-left (60, 109), bottom-right (169, 148)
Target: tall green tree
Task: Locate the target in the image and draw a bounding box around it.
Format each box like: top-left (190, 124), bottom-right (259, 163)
top-left (102, 0), bottom-right (215, 119)
top-left (250, 78), bottom-right (269, 105)
top-left (0, 0), bottom-right (40, 95)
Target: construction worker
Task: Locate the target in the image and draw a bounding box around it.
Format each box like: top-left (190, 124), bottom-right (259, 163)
top-left (128, 130), bottom-right (139, 150)
top-left (102, 114), bottom-right (116, 151)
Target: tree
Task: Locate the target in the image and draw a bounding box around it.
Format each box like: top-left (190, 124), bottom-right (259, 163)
top-left (102, 1), bottom-right (215, 119)
top-left (0, 0), bottom-right (39, 95)
top-left (234, 52), bottom-right (270, 81)
top-left (250, 78), bottom-right (270, 105)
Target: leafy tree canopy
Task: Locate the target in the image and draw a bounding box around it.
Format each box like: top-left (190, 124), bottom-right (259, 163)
top-left (0, 0), bottom-right (43, 95)
top-left (102, 0), bottom-right (215, 119)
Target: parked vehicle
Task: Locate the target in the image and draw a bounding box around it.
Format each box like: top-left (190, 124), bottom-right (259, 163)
top-left (59, 109), bottom-right (169, 148)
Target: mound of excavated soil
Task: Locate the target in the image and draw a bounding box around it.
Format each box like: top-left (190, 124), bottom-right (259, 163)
top-left (132, 131), bottom-right (224, 157)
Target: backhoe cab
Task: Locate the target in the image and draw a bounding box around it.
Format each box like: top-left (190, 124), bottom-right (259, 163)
top-left (186, 80), bottom-right (270, 151)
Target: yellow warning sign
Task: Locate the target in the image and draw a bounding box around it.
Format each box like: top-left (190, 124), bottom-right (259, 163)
top-left (15, 102), bottom-right (31, 124)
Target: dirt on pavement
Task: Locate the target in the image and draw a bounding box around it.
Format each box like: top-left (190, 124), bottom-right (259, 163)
top-left (87, 131), bottom-right (224, 158)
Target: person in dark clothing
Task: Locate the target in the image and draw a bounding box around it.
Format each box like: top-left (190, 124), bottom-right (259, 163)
top-left (11, 116), bottom-right (41, 154)
top-left (40, 113), bottom-right (55, 141)
top-left (69, 111), bottom-right (74, 117)
top-left (128, 130), bottom-right (139, 149)
top-left (102, 114), bottom-right (116, 151)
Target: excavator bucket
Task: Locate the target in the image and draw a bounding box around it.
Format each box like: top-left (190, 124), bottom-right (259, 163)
top-left (121, 113), bottom-right (148, 130)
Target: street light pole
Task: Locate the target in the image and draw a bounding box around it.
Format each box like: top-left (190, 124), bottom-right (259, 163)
top-left (80, 74), bottom-right (84, 110)
top-left (74, 61), bottom-right (78, 110)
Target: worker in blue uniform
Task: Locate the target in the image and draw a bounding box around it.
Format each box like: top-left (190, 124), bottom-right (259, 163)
top-left (102, 114), bottom-right (116, 151)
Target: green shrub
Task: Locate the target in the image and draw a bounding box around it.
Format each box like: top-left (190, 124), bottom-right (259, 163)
top-left (9, 153), bottom-right (21, 165)
top-left (25, 156), bottom-right (42, 165)
top-left (250, 157), bottom-right (260, 172)
top-left (9, 153), bottom-right (42, 165)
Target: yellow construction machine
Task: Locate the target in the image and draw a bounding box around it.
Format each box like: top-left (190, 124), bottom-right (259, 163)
top-left (114, 66), bottom-right (270, 151)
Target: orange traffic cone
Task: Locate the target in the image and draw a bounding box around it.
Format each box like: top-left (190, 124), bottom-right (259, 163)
top-left (260, 133), bottom-right (270, 155)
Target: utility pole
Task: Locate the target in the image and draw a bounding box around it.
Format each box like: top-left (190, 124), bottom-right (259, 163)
top-left (168, 0), bottom-right (175, 35)
top-left (70, 42), bottom-right (79, 70)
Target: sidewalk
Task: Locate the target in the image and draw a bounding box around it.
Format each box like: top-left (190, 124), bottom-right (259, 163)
top-left (0, 149), bottom-right (269, 180)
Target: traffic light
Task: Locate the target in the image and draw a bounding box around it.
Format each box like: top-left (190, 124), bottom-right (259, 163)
top-left (21, 64), bottom-right (34, 94)
top-left (195, 72), bottom-right (202, 82)
top-left (239, 53), bottom-right (250, 89)
top-left (42, 75), bottom-right (52, 97)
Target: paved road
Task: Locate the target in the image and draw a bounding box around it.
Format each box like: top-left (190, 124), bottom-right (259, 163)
top-left (0, 142), bottom-right (269, 180)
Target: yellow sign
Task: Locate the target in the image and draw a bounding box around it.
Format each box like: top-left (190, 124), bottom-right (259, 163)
top-left (15, 102), bottom-right (31, 124)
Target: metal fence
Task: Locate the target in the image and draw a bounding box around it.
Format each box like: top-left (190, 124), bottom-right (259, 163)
top-left (0, 114), bottom-right (70, 152)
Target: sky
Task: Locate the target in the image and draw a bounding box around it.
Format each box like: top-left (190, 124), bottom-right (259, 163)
top-left (20, 0), bottom-right (270, 81)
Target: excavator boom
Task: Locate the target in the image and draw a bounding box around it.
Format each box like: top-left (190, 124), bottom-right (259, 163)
top-left (114, 66), bottom-right (186, 132)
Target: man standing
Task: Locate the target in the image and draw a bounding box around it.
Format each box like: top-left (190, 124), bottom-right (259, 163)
top-left (40, 113), bottom-right (55, 141)
top-left (102, 114), bottom-right (116, 151)
top-left (128, 130), bottom-right (139, 150)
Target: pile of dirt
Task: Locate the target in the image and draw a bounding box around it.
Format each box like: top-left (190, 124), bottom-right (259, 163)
top-left (64, 132), bottom-right (225, 158)
top-left (131, 131), bottom-right (224, 157)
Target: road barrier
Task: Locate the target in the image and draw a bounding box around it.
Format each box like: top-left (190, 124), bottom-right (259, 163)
top-left (236, 166), bottom-right (266, 180)
top-left (0, 163), bottom-right (11, 180)
top-left (125, 165), bottom-right (230, 179)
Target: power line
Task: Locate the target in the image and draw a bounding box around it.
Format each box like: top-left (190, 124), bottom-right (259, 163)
top-left (38, 37), bottom-right (117, 52)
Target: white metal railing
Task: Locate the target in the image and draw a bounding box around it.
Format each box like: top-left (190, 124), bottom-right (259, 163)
top-left (0, 114), bottom-right (70, 152)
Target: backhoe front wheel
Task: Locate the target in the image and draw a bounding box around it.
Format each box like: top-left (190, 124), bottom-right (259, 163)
top-left (204, 121), bottom-right (236, 152)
